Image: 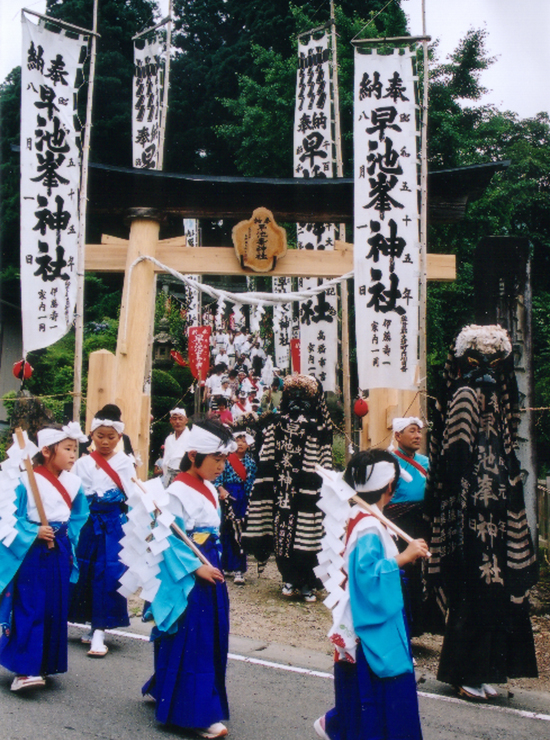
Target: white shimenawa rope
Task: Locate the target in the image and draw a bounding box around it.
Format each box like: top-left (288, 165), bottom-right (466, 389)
top-left (121, 254), bottom-right (354, 344)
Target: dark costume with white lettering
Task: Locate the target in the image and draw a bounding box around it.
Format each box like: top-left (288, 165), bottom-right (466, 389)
top-left (243, 375), bottom-right (332, 591)
top-left (425, 325), bottom-right (538, 688)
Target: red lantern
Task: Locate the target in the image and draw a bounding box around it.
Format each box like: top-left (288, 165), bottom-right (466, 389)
top-left (13, 359), bottom-right (33, 381)
top-left (353, 397), bottom-right (369, 418)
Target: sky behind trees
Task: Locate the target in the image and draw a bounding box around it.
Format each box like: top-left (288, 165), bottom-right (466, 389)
top-left (2, 1), bottom-right (548, 119)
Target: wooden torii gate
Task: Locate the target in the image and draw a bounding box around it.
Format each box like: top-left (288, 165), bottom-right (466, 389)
top-left (84, 207), bottom-right (455, 475)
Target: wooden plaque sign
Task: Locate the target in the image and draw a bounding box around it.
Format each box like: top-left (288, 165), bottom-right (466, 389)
top-left (232, 207), bottom-right (287, 272)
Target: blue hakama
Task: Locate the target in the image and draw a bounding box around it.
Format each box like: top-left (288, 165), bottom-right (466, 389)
top-left (142, 536), bottom-right (229, 729)
top-left (0, 524), bottom-right (72, 676)
top-left (69, 491), bottom-right (129, 629)
top-left (325, 644), bottom-right (422, 740)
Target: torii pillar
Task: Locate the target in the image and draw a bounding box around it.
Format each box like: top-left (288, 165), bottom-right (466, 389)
top-left (86, 208), bottom-right (160, 475)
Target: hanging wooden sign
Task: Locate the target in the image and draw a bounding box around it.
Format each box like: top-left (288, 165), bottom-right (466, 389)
top-left (232, 207), bottom-right (287, 272)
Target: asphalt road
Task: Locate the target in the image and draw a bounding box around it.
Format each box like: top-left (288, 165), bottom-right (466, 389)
top-left (0, 623), bottom-right (549, 740)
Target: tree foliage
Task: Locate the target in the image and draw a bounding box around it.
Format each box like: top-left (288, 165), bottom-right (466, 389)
top-left (46, 0), bottom-right (158, 165)
top-left (425, 30), bottom-right (550, 462)
top-left (216, 2), bottom-right (408, 178)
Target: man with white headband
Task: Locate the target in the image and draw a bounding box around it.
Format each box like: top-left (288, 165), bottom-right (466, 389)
top-left (0, 422), bottom-right (89, 692)
top-left (161, 407), bottom-right (191, 487)
top-left (142, 419), bottom-right (236, 739)
top-left (384, 416), bottom-right (430, 638)
top-left (69, 404), bottom-right (136, 658)
top-left (314, 449), bottom-right (428, 740)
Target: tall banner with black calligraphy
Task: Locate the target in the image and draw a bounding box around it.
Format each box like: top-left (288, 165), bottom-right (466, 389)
top-left (132, 35), bottom-right (163, 169)
top-left (183, 218), bottom-right (201, 328)
top-left (20, 16), bottom-right (86, 355)
top-left (293, 32), bottom-right (338, 392)
top-left (354, 48), bottom-right (420, 390)
top-left (272, 278), bottom-right (292, 371)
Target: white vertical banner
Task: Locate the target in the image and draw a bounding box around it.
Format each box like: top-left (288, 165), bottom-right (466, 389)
top-left (272, 278), bottom-right (292, 371)
top-left (20, 16), bottom-right (86, 355)
top-left (183, 218), bottom-right (200, 327)
top-left (293, 31), bottom-right (338, 391)
top-left (354, 48), bottom-right (420, 391)
top-left (298, 277), bottom-right (337, 389)
top-left (132, 35), bottom-right (163, 169)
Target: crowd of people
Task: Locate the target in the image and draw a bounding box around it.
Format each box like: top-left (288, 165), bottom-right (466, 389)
top-left (0, 324), bottom-right (540, 740)
top-left (201, 329), bottom-right (284, 422)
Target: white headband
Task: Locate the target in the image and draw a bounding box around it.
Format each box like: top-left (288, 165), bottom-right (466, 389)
top-left (187, 426), bottom-right (237, 455)
top-left (38, 422), bottom-right (88, 449)
top-left (91, 418), bottom-right (125, 434)
top-left (355, 460), bottom-right (412, 492)
top-left (392, 417), bottom-right (423, 433)
top-left (170, 408), bottom-right (187, 417)
top-left (233, 431), bottom-right (254, 446)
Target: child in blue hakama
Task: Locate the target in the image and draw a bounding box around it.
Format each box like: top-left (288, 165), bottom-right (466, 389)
top-left (315, 450), bottom-right (429, 740)
top-left (69, 404), bottom-right (135, 657)
top-left (0, 423), bottom-right (89, 692)
top-left (215, 431), bottom-right (256, 584)
top-left (142, 419), bottom-right (237, 739)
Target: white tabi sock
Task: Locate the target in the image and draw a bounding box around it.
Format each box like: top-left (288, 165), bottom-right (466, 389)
top-left (90, 629), bottom-right (106, 653)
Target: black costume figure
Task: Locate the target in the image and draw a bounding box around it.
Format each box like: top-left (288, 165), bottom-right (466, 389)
top-left (242, 374), bottom-right (332, 600)
top-left (425, 324), bottom-right (538, 699)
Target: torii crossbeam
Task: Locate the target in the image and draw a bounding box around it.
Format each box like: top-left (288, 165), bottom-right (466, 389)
top-left (84, 213), bottom-right (455, 474)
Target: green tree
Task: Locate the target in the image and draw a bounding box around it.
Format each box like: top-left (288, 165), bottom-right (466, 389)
top-left (46, 0), bottom-right (158, 166)
top-left (216, 2), bottom-right (408, 178)
top-left (0, 68), bottom-right (22, 291)
top-left (425, 31), bottom-right (550, 465)
top-left (427, 29), bottom-right (496, 168)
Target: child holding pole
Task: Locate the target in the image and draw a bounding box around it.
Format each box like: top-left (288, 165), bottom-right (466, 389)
top-left (0, 423), bottom-right (89, 691)
top-left (314, 449), bottom-right (429, 740)
top-left (69, 404), bottom-right (135, 657)
top-left (141, 419), bottom-right (237, 739)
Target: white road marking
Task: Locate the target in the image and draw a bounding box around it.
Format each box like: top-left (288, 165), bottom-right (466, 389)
top-left (70, 623), bottom-right (550, 722)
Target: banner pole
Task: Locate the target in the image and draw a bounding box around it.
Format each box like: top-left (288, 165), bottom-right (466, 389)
top-left (73, 0), bottom-right (99, 421)
top-left (330, 0), bottom-right (352, 461)
top-left (418, 0), bottom-right (429, 422)
top-left (157, 0), bottom-right (172, 171)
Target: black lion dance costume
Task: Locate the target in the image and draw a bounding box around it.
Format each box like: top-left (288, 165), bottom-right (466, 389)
top-left (242, 374), bottom-right (333, 601)
top-left (425, 324), bottom-right (538, 700)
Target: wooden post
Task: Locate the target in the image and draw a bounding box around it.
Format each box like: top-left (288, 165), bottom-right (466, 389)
top-left (360, 388), bottom-right (420, 451)
top-left (115, 208), bottom-right (161, 477)
top-left (86, 349), bottom-right (117, 432)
